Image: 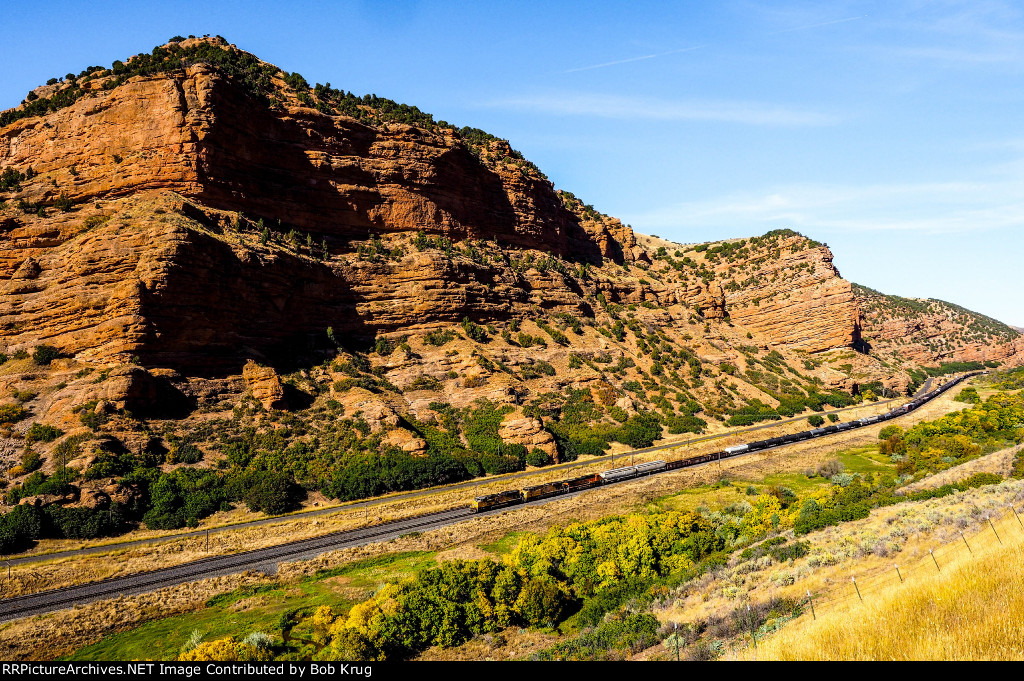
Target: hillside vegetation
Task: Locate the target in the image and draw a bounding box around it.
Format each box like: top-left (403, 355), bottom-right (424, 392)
top-left (41, 370), bottom-right (1018, 661)
top-left (0, 199), bottom-right (891, 555)
top-left (1, 38), bottom-right (1020, 555)
top-left (745, 518), bottom-right (1024, 660)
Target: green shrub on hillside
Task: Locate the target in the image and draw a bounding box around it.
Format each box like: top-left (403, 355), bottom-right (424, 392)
top-left (954, 387), bottom-right (981, 404)
top-left (25, 423), bottom-right (62, 443)
top-left (0, 404), bottom-right (28, 424)
top-left (526, 448), bottom-right (552, 467)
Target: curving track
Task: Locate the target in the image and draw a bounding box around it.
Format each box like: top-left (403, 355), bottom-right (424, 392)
top-left (0, 373), bottom-right (972, 623)
top-left (2, 390), bottom-right (910, 568)
top-left (0, 507), bottom-right (474, 622)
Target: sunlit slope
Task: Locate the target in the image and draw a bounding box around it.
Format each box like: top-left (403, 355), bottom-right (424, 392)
top-left (746, 515), bottom-right (1024, 660)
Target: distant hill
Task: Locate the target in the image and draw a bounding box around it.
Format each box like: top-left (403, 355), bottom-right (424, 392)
top-left (852, 284), bottom-right (1023, 379)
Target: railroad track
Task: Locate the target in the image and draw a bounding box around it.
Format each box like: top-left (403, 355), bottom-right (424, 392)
top-left (0, 373), bottom-right (973, 622)
top-left (0, 507), bottom-right (473, 622)
top-left (4, 390), bottom-right (913, 569)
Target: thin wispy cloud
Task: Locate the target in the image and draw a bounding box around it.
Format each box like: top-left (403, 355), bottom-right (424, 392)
top-left (485, 92), bottom-right (838, 126)
top-left (626, 175), bottom-right (1024, 235)
top-left (858, 1), bottom-right (1024, 66)
top-left (563, 13), bottom-right (867, 74)
top-left (563, 45), bottom-right (705, 74)
top-left (766, 14), bottom-right (867, 35)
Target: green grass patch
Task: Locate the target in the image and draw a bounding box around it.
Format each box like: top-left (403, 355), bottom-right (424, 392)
top-left (306, 550), bottom-right (436, 588)
top-left (478, 531), bottom-right (533, 556)
top-left (62, 551), bottom-right (436, 661)
top-left (654, 444), bottom-right (896, 513)
top-left (653, 482), bottom-right (747, 513)
top-left (836, 444), bottom-right (892, 475)
top-left (752, 471), bottom-right (828, 496)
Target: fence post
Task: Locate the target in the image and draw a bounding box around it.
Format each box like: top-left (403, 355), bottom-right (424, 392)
top-left (852, 576), bottom-right (863, 602)
top-left (806, 589), bottom-right (816, 620)
top-left (929, 549), bottom-right (940, 572)
top-left (1013, 506), bottom-right (1024, 534)
top-left (959, 531), bottom-right (972, 553)
top-left (988, 516), bottom-right (1003, 545)
top-left (747, 604), bottom-right (757, 651)
top-left (894, 564), bottom-right (903, 583)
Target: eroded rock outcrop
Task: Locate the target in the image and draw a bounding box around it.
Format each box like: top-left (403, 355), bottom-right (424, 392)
top-left (721, 241), bottom-right (861, 353)
top-left (498, 416), bottom-right (558, 462)
top-left (242, 360), bottom-right (285, 410)
top-left (0, 58), bottom-right (611, 262)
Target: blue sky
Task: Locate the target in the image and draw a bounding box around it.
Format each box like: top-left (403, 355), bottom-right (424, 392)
top-left (3, 0), bottom-right (1022, 326)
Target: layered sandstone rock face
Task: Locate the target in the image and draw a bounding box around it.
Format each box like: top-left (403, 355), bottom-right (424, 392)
top-left (0, 61), bottom-right (605, 262)
top-left (591, 234), bottom-right (863, 354)
top-left (0, 45), bottom-right (648, 372)
top-left (855, 288), bottom-right (1024, 368)
top-left (723, 242), bottom-right (861, 353)
top-left (0, 41), bottom-right (911, 391)
top-left (0, 192), bottom-right (868, 375)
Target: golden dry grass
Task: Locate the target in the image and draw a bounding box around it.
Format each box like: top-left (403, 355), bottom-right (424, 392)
top-left (0, 381), bottom-right (975, 662)
top-left (740, 512), bottom-right (1024, 660)
top-left (414, 629), bottom-right (560, 661)
top-left (653, 478), bottom-right (1024, 650)
top-left (902, 443), bottom-right (1022, 493)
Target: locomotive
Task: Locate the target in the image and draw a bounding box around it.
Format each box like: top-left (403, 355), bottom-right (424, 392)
top-left (470, 372), bottom-right (981, 513)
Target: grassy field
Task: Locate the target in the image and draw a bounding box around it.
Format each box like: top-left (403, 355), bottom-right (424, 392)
top-left (478, 531), bottom-right (533, 556)
top-left (62, 551), bottom-right (436, 661)
top-left (741, 512), bottom-right (1024, 660)
top-left (652, 443), bottom-right (893, 514)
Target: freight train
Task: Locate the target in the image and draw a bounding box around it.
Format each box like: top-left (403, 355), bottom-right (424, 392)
top-left (470, 372), bottom-right (981, 513)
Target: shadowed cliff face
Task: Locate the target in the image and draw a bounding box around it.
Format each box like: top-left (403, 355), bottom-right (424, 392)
top-left (0, 193), bottom-right (603, 374)
top-left (0, 52), bottom-right (878, 376)
top-left (0, 193), bottom-right (870, 375)
top-left (0, 64), bottom-right (605, 264)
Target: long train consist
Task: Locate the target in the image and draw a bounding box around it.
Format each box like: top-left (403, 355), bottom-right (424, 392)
top-left (471, 372), bottom-right (981, 512)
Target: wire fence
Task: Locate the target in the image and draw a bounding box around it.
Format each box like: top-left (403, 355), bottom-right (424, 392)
top-left (725, 501), bottom-right (1024, 658)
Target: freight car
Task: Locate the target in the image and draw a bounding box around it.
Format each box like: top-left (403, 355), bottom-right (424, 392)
top-left (636, 460), bottom-right (668, 475)
top-left (468, 372), bottom-right (982, 514)
top-left (600, 466), bottom-right (640, 482)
